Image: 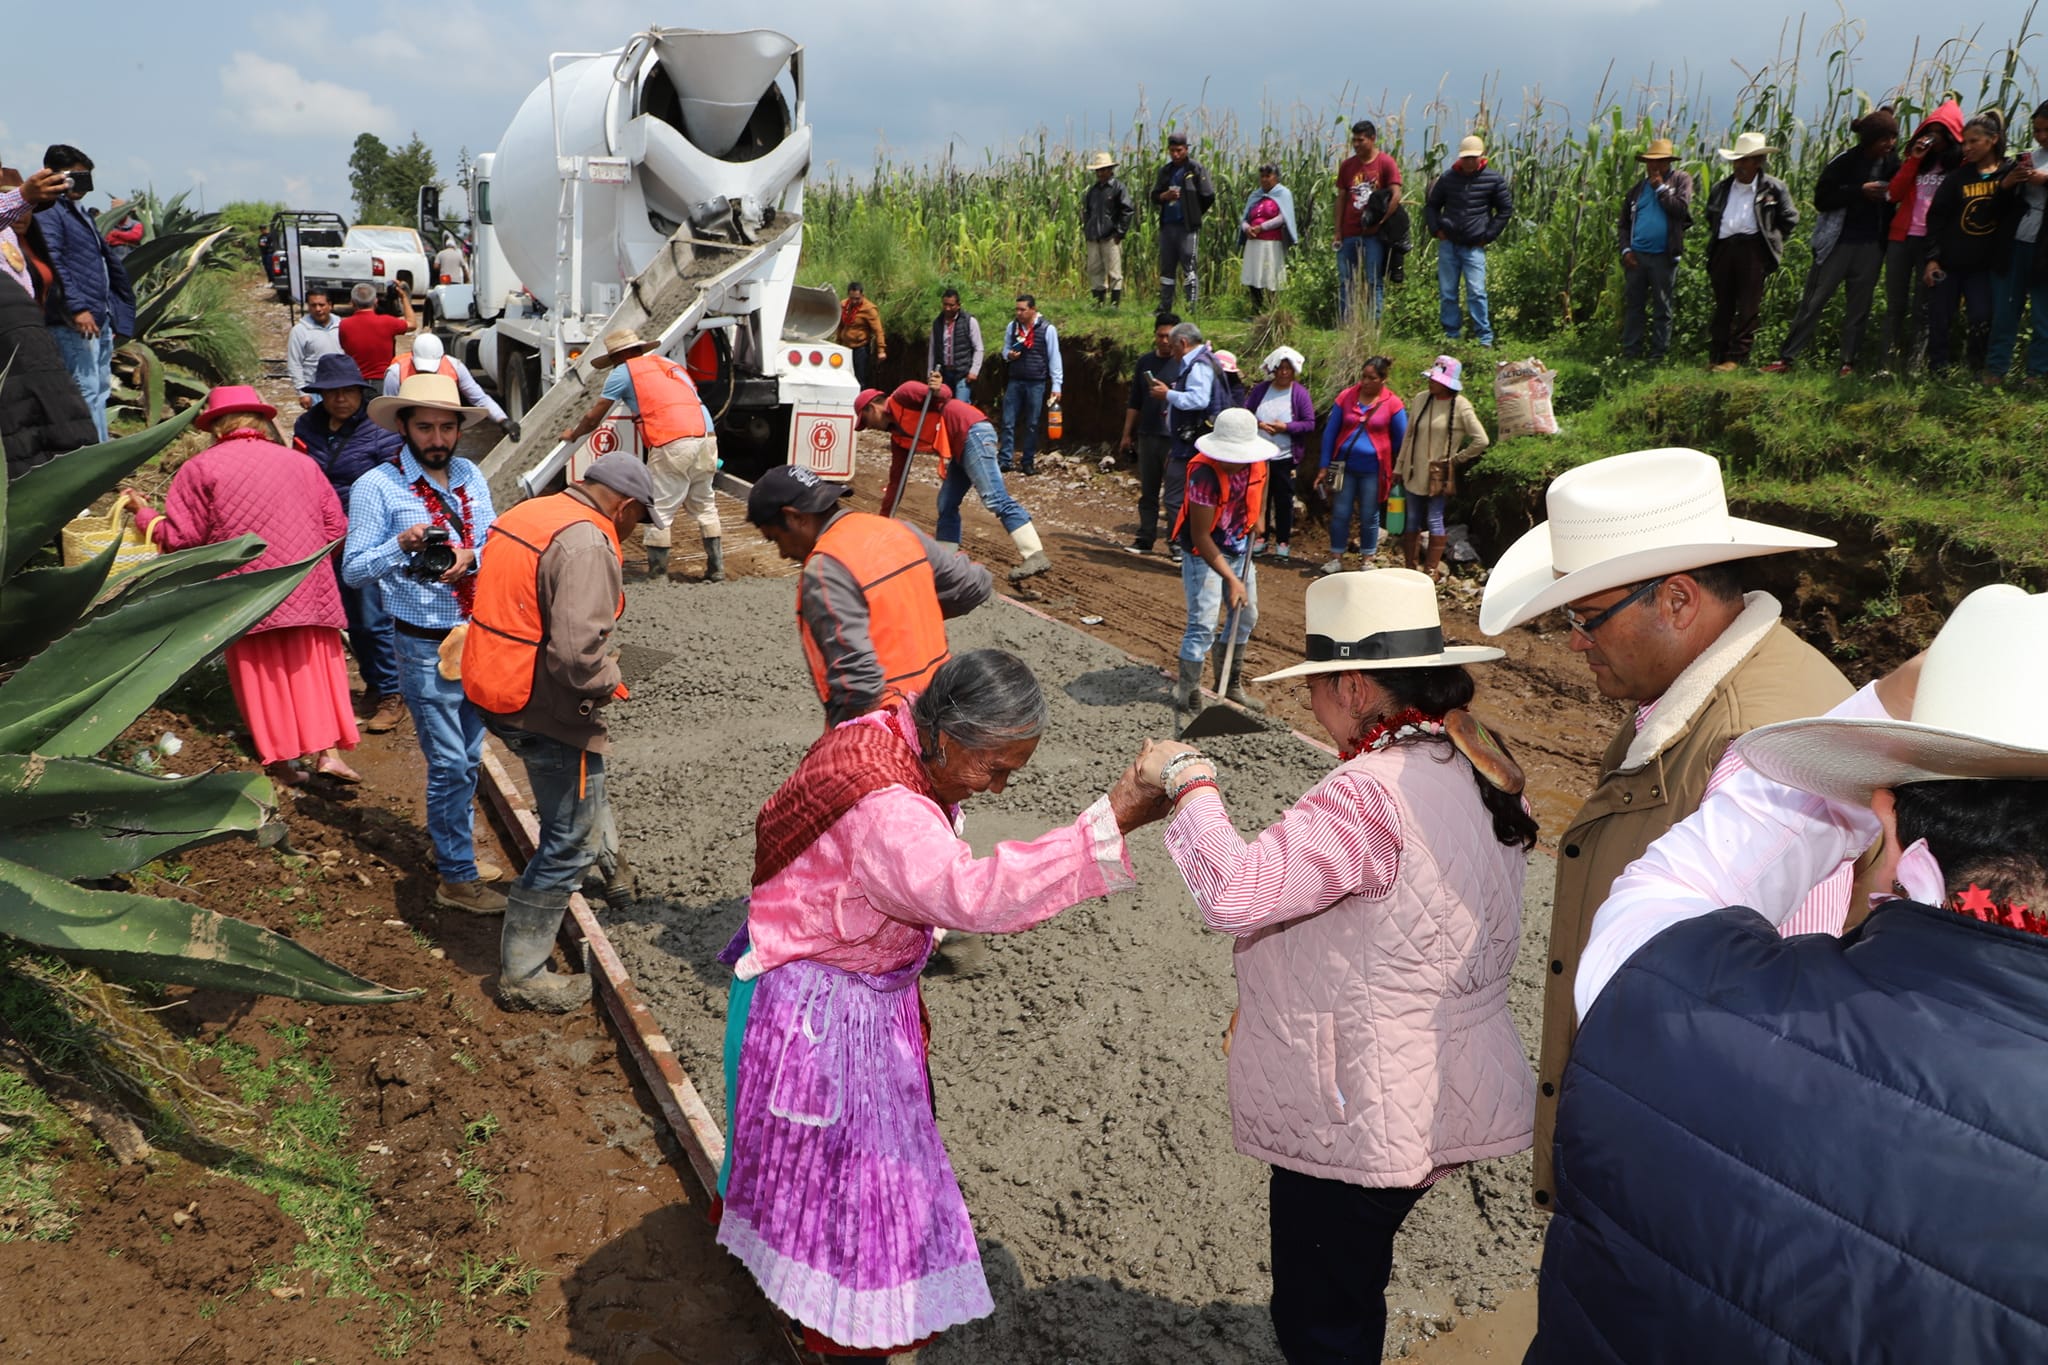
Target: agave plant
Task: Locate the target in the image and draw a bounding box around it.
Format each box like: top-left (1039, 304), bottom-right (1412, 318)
top-left (104, 198), bottom-right (246, 424)
top-left (0, 414), bottom-right (413, 1003)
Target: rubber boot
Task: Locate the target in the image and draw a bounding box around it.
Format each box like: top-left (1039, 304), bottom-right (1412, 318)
top-left (1214, 645), bottom-right (1267, 713)
top-left (1171, 657), bottom-right (1205, 716)
top-left (702, 537), bottom-right (725, 583)
top-left (1401, 529), bottom-right (1422, 572)
top-left (645, 546), bottom-right (670, 581)
top-left (1158, 280), bottom-right (1176, 314)
top-left (497, 885), bottom-right (592, 1014)
top-left (1008, 522), bottom-right (1052, 582)
top-left (1092, 288), bottom-right (1106, 306)
top-left (1425, 534), bottom-right (1449, 581)
top-left (1111, 289), bottom-right (1122, 308)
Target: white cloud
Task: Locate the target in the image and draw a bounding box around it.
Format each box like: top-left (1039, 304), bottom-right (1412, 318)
top-left (217, 52), bottom-right (398, 140)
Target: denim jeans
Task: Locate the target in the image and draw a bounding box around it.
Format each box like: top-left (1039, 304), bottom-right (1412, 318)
top-left (340, 576), bottom-right (399, 697)
top-left (1988, 247), bottom-right (2048, 378)
top-left (999, 379), bottom-right (1046, 471)
top-left (939, 366), bottom-right (972, 407)
top-left (1329, 465), bottom-right (1381, 558)
top-left (51, 322), bottom-right (114, 442)
top-left (1179, 550), bottom-right (1257, 662)
top-left (1437, 243), bottom-right (1492, 345)
top-left (936, 422), bottom-right (1032, 541)
top-left (491, 722), bottom-right (607, 894)
top-left (391, 628), bottom-right (484, 883)
top-left (1620, 251), bottom-right (1679, 360)
top-left (1337, 236), bottom-right (1388, 323)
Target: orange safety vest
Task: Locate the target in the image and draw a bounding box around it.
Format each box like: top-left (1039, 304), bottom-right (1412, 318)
top-left (801, 512), bottom-right (950, 710)
top-left (462, 493), bottom-right (626, 716)
top-left (887, 393), bottom-right (954, 477)
top-left (393, 354), bottom-right (458, 384)
top-left (623, 353), bottom-right (709, 446)
top-left (1172, 454), bottom-right (1269, 543)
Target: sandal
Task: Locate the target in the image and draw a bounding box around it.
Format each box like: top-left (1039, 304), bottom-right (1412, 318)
top-left (264, 761), bottom-right (309, 789)
top-left (316, 758), bottom-right (363, 784)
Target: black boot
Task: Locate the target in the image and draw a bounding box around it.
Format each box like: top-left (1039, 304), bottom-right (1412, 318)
top-left (1110, 289), bottom-right (1122, 307)
top-left (1218, 648), bottom-right (1265, 713)
top-left (497, 886), bottom-right (593, 1013)
top-left (702, 537), bottom-right (725, 583)
top-left (1092, 288), bottom-right (1106, 306)
top-left (644, 546), bottom-right (669, 581)
top-left (1159, 280), bottom-right (1176, 314)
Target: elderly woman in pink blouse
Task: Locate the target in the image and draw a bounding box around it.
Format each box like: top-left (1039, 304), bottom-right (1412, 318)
top-left (1140, 569), bottom-right (1537, 1363)
top-left (714, 648), bottom-right (1164, 1360)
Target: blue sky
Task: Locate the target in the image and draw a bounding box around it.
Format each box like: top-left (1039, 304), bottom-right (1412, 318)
top-left (5, 2), bottom-right (2038, 216)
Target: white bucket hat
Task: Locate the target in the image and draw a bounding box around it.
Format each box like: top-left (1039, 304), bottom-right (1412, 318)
top-left (1477, 448), bottom-right (1834, 635)
top-left (1263, 345), bottom-right (1306, 376)
top-left (1736, 585), bottom-right (2048, 804)
top-left (1194, 407), bottom-right (1278, 464)
top-left (1717, 131), bottom-right (1778, 161)
top-left (1257, 569), bottom-right (1503, 682)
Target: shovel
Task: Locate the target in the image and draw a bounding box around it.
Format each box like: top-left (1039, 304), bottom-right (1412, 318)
top-left (1178, 546), bottom-right (1266, 741)
top-left (879, 384), bottom-right (938, 519)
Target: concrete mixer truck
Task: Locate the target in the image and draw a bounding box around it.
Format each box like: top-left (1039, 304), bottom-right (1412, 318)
top-left (447, 26), bottom-right (860, 507)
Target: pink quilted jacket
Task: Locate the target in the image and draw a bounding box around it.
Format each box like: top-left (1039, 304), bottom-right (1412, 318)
top-left (1223, 743), bottom-right (1534, 1186)
top-left (138, 431), bottom-right (347, 633)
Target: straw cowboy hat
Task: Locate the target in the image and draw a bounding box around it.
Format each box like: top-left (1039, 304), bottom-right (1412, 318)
top-left (1477, 447), bottom-right (1834, 635)
top-left (1193, 407), bottom-right (1277, 464)
top-left (590, 326), bottom-right (657, 370)
top-left (1737, 585), bottom-right (2048, 805)
top-left (1457, 135), bottom-right (1487, 159)
top-left (1637, 138), bottom-right (1680, 162)
top-left (1718, 132), bottom-right (1778, 161)
top-left (1257, 569), bottom-right (1503, 682)
top-left (194, 385), bottom-right (277, 432)
top-left (1086, 151), bottom-right (1118, 171)
top-left (367, 371), bottom-right (487, 432)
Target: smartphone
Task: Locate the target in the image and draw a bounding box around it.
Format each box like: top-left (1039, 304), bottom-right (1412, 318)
top-left (64, 169), bottom-right (93, 194)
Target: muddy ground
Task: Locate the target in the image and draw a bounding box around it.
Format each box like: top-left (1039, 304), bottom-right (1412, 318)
top-left (604, 579), bottom-right (1553, 1363)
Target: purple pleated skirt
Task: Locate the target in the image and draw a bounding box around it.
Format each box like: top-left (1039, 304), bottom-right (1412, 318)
top-left (716, 935), bottom-right (994, 1350)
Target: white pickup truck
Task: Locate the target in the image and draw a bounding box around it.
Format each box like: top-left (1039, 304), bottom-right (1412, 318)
top-left (286, 222), bottom-right (432, 303)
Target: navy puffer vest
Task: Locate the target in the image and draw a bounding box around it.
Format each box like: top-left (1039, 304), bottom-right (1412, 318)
top-left (1529, 901), bottom-right (2048, 1365)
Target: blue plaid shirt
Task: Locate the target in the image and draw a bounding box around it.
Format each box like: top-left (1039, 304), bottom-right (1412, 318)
top-left (340, 447), bottom-right (497, 630)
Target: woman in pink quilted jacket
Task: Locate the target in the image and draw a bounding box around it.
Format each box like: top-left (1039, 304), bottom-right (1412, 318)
top-left (1140, 568), bottom-right (1537, 1363)
top-left (125, 386), bottom-right (359, 787)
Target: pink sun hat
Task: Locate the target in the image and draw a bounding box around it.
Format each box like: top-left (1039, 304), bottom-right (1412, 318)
top-left (1424, 355), bottom-right (1464, 392)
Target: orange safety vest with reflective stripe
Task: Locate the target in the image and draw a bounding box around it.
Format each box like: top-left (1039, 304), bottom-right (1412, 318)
top-left (886, 392), bottom-right (955, 477)
top-left (462, 493), bottom-right (626, 716)
top-left (801, 512), bottom-right (950, 709)
top-left (1172, 454), bottom-right (1268, 543)
top-left (623, 353), bottom-right (709, 446)
top-left (392, 355), bottom-right (458, 383)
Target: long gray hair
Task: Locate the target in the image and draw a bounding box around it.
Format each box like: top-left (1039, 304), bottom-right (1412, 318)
top-left (911, 649), bottom-right (1048, 758)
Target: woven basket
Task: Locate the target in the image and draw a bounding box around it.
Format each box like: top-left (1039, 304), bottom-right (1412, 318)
top-left (60, 504), bottom-right (159, 585)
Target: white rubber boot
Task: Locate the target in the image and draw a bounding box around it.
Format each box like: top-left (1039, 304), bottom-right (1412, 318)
top-left (1009, 522), bottom-right (1052, 581)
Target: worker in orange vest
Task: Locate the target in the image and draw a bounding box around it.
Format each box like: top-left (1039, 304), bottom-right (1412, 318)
top-left (745, 464), bottom-right (994, 729)
top-left (563, 326), bottom-right (723, 584)
top-left (381, 332), bottom-right (516, 437)
top-left (462, 453), bottom-right (661, 1013)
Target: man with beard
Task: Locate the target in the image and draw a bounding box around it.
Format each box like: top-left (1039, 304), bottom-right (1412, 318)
top-left (342, 372), bottom-right (504, 914)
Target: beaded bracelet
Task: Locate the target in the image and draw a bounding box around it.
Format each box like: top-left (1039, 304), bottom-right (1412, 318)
top-left (1168, 775), bottom-right (1220, 803)
top-left (1160, 750), bottom-right (1209, 788)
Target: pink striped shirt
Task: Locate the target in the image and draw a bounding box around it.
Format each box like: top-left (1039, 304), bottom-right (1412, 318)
top-left (1633, 699), bottom-right (1852, 936)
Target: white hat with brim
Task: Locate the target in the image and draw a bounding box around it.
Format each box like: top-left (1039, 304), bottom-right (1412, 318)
top-left (1735, 584), bottom-right (2048, 805)
top-left (1086, 151), bottom-right (1118, 171)
top-left (367, 371), bottom-right (487, 432)
top-left (590, 326), bottom-right (657, 370)
top-left (1194, 407), bottom-right (1279, 464)
top-left (1257, 569), bottom-right (1504, 683)
top-left (1477, 447), bottom-right (1833, 635)
top-left (1717, 131), bottom-right (1778, 161)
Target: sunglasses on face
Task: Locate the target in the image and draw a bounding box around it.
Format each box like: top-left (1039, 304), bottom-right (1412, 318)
top-left (1563, 577), bottom-right (1665, 638)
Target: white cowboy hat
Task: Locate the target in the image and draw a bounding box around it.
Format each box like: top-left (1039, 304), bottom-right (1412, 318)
top-left (1736, 585), bottom-right (2048, 805)
top-left (1477, 448), bottom-right (1833, 635)
top-left (367, 371), bottom-right (486, 432)
top-left (1257, 569), bottom-right (1504, 682)
top-left (589, 326), bottom-right (657, 370)
top-left (1193, 407), bottom-right (1278, 464)
top-left (1086, 150), bottom-right (1118, 171)
top-left (1717, 131), bottom-right (1778, 161)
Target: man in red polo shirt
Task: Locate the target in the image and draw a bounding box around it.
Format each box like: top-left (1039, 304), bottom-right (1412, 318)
top-left (337, 280), bottom-right (416, 382)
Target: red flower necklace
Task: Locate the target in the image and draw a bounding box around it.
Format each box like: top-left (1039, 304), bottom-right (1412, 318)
top-left (1339, 708), bottom-right (1444, 762)
top-left (411, 471), bottom-right (477, 619)
top-left (1949, 884), bottom-right (2048, 939)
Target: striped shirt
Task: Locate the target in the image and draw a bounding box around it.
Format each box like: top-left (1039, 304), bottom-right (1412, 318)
top-left (339, 447), bottom-right (497, 630)
top-left (1633, 698), bottom-right (1852, 937)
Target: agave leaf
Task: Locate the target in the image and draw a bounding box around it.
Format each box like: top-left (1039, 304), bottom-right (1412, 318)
top-left (0, 542), bottom-right (332, 757)
top-left (0, 537), bottom-right (118, 660)
top-left (117, 228), bottom-right (221, 285)
top-left (4, 410), bottom-right (199, 578)
top-left (0, 854), bottom-right (417, 1003)
top-left (85, 535), bottom-right (264, 619)
top-left (0, 754), bottom-right (272, 878)
top-left (115, 338), bottom-right (167, 425)
top-left (133, 227), bottom-right (233, 338)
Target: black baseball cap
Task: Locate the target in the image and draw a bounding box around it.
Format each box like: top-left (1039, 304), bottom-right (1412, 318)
top-left (746, 464), bottom-right (848, 525)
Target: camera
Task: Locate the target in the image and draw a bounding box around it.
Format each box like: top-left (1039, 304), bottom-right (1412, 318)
top-left (64, 169), bottom-right (92, 194)
top-left (406, 527), bottom-right (457, 581)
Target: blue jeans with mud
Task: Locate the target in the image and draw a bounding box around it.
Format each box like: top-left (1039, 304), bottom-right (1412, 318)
top-left (1180, 551), bottom-right (1257, 662)
top-left (391, 628), bottom-right (484, 883)
top-left (935, 422), bottom-right (1032, 541)
top-left (491, 722), bottom-right (609, 894)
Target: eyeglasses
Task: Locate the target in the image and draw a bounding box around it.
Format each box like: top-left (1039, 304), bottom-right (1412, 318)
top-left (1562, 577), bottom-right (1665, 638)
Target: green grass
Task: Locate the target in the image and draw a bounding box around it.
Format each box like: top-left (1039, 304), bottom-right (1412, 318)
top-left (0, 1069), bottom-right (81, 1241)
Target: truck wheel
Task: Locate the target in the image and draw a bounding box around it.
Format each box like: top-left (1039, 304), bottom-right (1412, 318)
top-left (502, 355), bottom-right (532, 422)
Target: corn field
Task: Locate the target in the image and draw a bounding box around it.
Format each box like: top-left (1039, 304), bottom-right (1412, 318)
top-left (805, 9), bottom-right (2042, 348)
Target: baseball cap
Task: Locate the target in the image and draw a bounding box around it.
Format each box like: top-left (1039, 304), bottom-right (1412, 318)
top-left (582, 454), bottom-right (668, 528)
top-left (746, 464), bottom-right (847, 525)
top-left (853, 388), bottom-right (884, 427)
